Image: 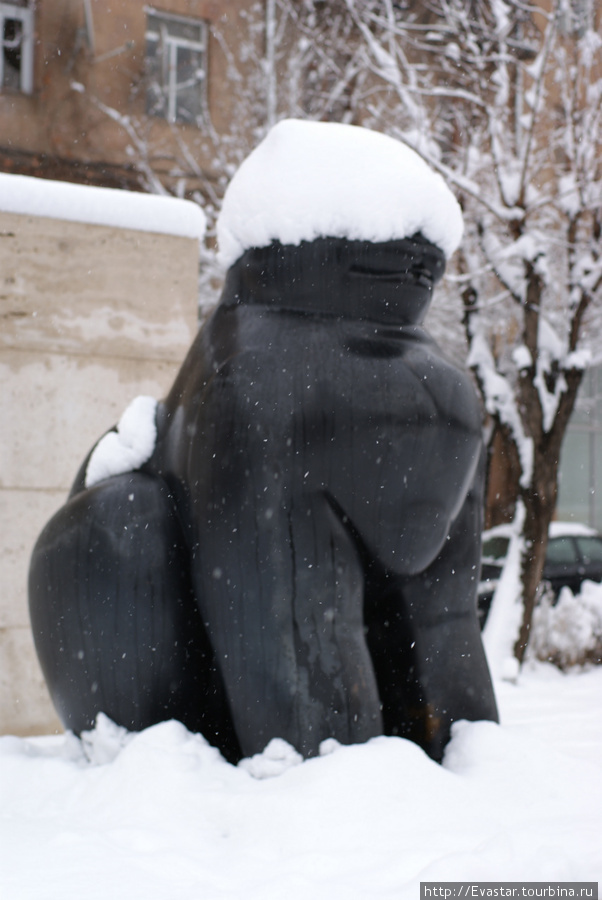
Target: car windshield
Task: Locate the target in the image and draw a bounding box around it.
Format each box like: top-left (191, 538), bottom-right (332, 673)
top-left (481, 536), bottom-right (509, 561)
top-left (482, 530), bottom-right (602, 567)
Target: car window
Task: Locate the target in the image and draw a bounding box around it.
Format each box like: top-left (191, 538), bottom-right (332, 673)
top-left (481, 537), bottom-right (509, 560)
top-left (545, 537), bottom-right (578, 565)
top-left (575, 537), bottom-right (602, 565)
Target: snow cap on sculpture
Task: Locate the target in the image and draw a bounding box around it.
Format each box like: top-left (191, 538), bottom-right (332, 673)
top-left (217, 119), bottom-right (463, 268)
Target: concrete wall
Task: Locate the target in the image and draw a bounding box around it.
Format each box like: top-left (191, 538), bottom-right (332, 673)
top-left (0, 210), bottom-right (199, 735)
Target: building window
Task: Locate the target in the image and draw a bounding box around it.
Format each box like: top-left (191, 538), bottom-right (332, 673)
top-left (0, 2), bottom-right (34, 94)
top-left (145, 7), bottom-right (207, 125)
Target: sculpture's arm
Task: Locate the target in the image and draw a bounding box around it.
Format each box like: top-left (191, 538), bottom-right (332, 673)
top-left (365, 452), bottom-right (498, 761)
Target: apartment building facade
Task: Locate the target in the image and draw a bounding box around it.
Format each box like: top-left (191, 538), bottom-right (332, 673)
top-left (0, 0), bottom-right (260, 197)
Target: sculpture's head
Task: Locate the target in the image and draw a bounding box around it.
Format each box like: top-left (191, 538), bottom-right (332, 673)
top-left (216, 120), bottom-right (462, 325)
top-left (221, 234), bottom-right (445, 326)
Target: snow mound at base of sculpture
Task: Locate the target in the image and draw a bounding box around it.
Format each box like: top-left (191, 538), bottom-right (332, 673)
top-left (2, 664), bottom-right (601, 896)
top-left (217, 119), bottom-right (463, 267)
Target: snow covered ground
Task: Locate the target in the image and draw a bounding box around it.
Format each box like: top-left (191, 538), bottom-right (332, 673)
top-left (1, 662), bottom-right (601, 898)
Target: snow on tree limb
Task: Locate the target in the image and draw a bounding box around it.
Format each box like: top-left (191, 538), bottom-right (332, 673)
top-left (467, 333), bottom-right (534, 487)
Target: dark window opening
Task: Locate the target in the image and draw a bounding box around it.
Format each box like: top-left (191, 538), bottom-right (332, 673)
top-left (0, 3), bottom-right (33, 94)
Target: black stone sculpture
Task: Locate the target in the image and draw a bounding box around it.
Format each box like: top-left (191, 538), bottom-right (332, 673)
top-left (29, 232), bottom-right (498, 763)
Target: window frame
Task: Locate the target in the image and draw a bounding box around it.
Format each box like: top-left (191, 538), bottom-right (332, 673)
top-left (0, 2), bottom-right (34, 95)
top-left (144, 6), bottom-right (207, 126)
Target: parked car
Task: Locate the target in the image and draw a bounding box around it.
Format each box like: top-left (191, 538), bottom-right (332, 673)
top-left (477, 521), bottom-right (602, 627)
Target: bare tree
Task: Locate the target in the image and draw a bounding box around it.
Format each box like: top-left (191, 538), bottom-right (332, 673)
top-left (337, 0), bottom-right (602, 665)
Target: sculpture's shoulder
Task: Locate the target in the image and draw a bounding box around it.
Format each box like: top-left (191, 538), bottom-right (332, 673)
top-left (388, 326), bottom-right (482, 430)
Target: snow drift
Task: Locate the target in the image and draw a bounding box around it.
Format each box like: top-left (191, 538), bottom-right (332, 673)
top-left (1, 665), bottom-right (601, 898)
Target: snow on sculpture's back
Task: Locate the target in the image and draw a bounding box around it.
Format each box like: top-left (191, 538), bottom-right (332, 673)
top-left (217, 118), bottom-right (464, 267)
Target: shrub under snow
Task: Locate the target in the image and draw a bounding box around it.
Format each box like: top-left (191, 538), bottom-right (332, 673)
top-left (530, 580), bottom-right (602, 669)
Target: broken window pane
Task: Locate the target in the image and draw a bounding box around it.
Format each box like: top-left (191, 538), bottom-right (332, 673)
top-left (1, 2), bottom-right (33, 94)
top-left (2, 17), bottom-right (23, 90)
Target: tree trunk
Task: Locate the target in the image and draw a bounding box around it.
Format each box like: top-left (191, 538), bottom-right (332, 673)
top-left (513, 365), bottom-right (585, 664)
top-left (514, 475), bottom-right (556, 664)
top-left (485, 422), bottom-right (521, 528)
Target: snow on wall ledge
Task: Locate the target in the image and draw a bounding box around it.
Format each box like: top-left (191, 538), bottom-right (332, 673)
top-left (0, 172), bottom-right (206, 240)
top-left (217, 119), bottom-right (463, 268)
